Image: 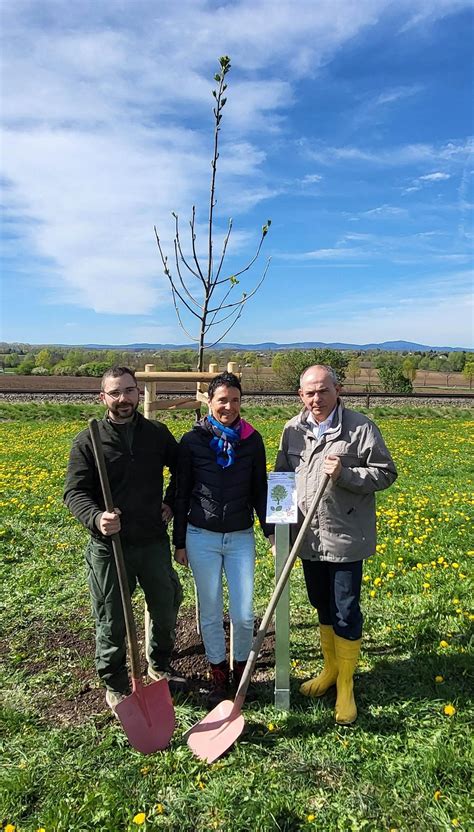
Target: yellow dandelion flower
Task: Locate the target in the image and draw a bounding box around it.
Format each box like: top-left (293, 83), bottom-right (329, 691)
top-left (451, 820), bottom-right (460, 828)
top-left (132, 812), bottom-right (146, 825)
top-left (423, 582), bottom-right (430, 589)
top-left (267, 722), bottom-right (276, 731)
top-left (451, 563), bottom-right (459, 569)
top-left (307, 815), bottom-right (315, 822)
top-left (374, 577), bottom-right (382, 586)
top-left (435, 675), bottom-right (444, 683)
top-left (439, 640), bottom-right (449, 648)
top-left (444, 704), bottom-right (456, 716)
top-left (155, 804), bottom-right (165, 814)
top-left (370, 589), bottom-right (376, 598)
top-left (5, 825), bottom-right (16, 832)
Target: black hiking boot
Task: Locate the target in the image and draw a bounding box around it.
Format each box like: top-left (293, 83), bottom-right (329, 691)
top-left (207, 661), bottom-right (229, 709)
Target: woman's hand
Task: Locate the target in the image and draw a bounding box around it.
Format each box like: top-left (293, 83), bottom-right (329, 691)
top-left (161, 503), bottom-right (173, 523)
top-left (174, 547), bottom-right (189, 567)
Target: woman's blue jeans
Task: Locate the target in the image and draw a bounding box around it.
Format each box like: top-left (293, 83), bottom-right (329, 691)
top-left (186, 524), bottom-right (255, 664)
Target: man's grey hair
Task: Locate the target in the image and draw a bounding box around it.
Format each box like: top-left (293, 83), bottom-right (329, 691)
top-left (299, 364), bottom-right (339, 387)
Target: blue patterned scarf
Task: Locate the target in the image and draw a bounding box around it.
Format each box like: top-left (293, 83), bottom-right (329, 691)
top-left (206, 414), bottom-right (241, 468)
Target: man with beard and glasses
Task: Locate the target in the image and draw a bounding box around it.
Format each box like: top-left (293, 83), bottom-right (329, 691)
top-left (64, 366), bottom-right (186, 713)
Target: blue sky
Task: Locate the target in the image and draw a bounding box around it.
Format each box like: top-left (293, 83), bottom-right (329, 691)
top-left (1, 0), bottom-right (473, 348)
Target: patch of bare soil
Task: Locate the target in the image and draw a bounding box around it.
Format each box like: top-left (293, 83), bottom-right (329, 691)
top-left (18, 613), bottom-right (275, 726)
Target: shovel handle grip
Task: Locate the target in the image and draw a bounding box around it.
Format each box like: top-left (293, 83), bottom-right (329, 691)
top-left (233, 473), bottom-right (330, 712)
top-left (88, 418), bottom-right (142, 680)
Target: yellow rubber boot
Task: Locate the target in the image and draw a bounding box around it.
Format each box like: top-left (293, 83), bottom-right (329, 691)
top-left (300, 625), bottom-right (338, 697)
top-left (334, 635), bottom-right (362, 724)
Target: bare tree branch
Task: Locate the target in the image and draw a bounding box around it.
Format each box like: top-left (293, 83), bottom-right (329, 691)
top-left (206, 305), bottom-right (245, 348)
top-left (207, 258), bottom-right (271, 313)
top-left (215, 227), bottom-right (269, 285)
top-left (173, 239), bottom-right (203, 310)
top-left (155, 228), bottom-right (202, 321)
top-left (190, 206), bottom-right (206, 287)
top-left (173, 212), bottom-right (202, 282)
top-left (212, 217), bottom-right (233, 287)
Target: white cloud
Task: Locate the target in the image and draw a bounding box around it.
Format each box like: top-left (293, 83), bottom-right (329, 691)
top-left (349, 84), bottom-right (424, 131)
top-left (261, 270), bottom-right (474, 346)
top-left (398, 0), bottom-right (473, 32)
top-left (374, 86), bottom-right (423, 106)
top-left (303, 139), bottom-right (473, 167)
top-left (419, 172), bottom-right (451, 182)
top-left (402, 170), bottom-right (453, 194)
top-left (301, 174), bottom-right (323, 184)
top-left (362, 205), bottom-right (407, 218)
top-left (1, 0), bottom-right (473, 321)
top-left (278, 247), bottom-right (369, 261)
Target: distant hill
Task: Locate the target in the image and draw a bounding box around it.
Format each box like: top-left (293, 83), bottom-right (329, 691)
top-left (4, 339), bottom-right (470, 352)
top-left (75, 339), bottom-right (469, 352)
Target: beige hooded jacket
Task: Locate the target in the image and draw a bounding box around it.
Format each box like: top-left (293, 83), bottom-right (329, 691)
top-left (275, 400), bottom-right (397, 562)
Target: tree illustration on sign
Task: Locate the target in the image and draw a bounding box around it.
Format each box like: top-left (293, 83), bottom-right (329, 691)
top-left (271, 484), bottom-right (288, 511)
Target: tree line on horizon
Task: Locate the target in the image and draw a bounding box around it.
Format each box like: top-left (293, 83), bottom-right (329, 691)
top-left (1, 343), bottom-right (473, 392)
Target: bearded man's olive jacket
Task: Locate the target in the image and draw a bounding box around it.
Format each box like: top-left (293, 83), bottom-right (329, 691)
top-left (275, 400), bottom-right (397, 562)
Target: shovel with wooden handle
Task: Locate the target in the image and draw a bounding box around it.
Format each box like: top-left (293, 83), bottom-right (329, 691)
top-left (186, 473), bottom-right (330, 763)
top-left (89, 418), bottom-right (175, 754)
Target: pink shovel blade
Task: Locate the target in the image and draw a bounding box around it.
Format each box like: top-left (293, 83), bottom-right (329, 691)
top-left (186, 699), bottom-right (245, 763)
top-left (115, 678), bottom-right (175, 754)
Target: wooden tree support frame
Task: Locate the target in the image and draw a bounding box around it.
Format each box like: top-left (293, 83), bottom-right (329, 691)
top-left (136, 362), bottom-right (240, 419)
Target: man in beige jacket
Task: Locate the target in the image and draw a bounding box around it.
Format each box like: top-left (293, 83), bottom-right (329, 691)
top-left (275, 364), bottom-right (397, 724)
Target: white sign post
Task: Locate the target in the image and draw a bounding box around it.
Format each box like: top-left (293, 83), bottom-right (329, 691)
top-left (267, 473), bottom-right (297, 711)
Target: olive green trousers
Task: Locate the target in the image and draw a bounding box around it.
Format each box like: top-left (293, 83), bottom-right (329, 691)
top-left (85, 535), bottom-right (182, 694)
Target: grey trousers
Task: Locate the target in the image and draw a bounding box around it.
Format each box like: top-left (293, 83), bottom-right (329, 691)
top-left (85, 535), bottom-right (183, 693)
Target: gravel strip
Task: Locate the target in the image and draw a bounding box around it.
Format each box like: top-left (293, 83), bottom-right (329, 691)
top-left (1, 392), bottom-right (473, 409)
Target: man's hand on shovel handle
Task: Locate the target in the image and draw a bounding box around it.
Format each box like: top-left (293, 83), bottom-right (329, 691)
top-left (323, 455), bottom-right (342, 481)
top-left (96, 508), bottom-right (122, 536)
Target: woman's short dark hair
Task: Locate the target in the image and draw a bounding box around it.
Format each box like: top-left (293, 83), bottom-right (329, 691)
top-left (208, 371), bottom-right (242, 400)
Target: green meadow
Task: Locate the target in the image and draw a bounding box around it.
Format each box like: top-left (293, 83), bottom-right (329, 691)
top-left (0, 404), bottom-right (472, 832)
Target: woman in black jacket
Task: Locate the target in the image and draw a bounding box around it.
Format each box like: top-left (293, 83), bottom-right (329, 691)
top-left (173, 372), bottom-right (274, 706)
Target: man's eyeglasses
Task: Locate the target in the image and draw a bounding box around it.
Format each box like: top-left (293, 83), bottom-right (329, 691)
top-left (104, 386), bottom-right (138, 399)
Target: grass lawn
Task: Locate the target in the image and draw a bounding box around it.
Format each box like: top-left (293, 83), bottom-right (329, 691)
top-left (0, 404), bottom-right (472, 832)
